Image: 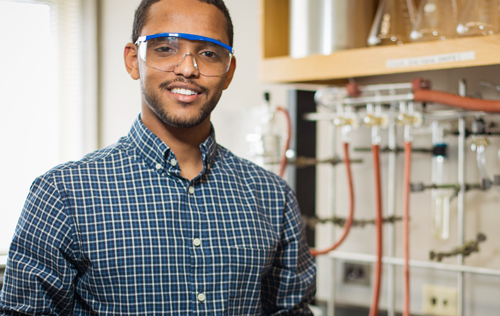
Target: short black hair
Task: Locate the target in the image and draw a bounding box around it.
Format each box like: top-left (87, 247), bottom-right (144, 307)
top-left (131, 0), bottom-right (234, 47)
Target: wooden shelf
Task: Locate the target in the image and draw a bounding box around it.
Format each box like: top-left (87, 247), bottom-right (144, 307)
top-left (260, 0), bottom-right (500, 84)
top-left (261, 35), bottom-right (500, 83)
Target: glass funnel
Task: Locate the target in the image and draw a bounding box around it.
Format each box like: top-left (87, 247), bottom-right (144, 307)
top-left (411, 0), bottom-right (460, 42)
top-left (367, 0), bottom-right (416, 46)
top-left (457, 0), bottom-right (500, 37)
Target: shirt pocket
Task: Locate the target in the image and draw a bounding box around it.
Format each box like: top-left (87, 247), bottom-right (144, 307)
top-left (226, 245), bottom-right (274, 315)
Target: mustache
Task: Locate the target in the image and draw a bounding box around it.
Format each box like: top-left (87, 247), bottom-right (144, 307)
top-left (159, 77), bottom-right (208, 94)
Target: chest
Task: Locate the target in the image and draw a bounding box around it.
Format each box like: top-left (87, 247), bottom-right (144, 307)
top-left (70, 170), bottom-right (282, 263)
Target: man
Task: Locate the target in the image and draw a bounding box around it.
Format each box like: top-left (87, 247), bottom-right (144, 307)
top-left (0, 0), bottom-right (316, 315)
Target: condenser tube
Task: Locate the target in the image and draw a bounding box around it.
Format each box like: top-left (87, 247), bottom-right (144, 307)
top-left (432, 155), bottom-right (450, 240)
top-left (431, 121), bottom-right (450, 241)
top-left (476, 144), bottom-right (490, 182)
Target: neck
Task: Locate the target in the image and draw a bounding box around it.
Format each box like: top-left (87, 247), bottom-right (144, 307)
top-left (141, 109), bottom-right (211, 180)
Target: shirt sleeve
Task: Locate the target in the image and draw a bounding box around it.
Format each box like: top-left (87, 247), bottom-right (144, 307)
top-left (0, 174), bottom-right (81, 316)
top-left (261, 186), bottom-right (316, 316)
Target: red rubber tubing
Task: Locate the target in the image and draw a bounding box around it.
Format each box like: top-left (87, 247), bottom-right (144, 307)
top-left (403, 141), bottom-right (412, 316)
top-left (310, 142), bottom-right (354, 257)
top-left (413, 89), bottom-right (500, 113)
top-left (276, 107), bottom-right (292, 178)
top-left (369, 144), bottom-right (383, 316)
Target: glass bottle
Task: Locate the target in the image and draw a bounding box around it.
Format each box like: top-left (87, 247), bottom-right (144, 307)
top-left (368, 0), bottom-right (416, 46)
top-left (411, 0), bottom-right (459, 42)
top-left (457, 0), bottom-right (500, 37)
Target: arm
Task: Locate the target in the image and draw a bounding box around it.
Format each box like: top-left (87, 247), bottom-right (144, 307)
top-left (0, 175), bottom-right (80, 315)
top-left (262, 187), bottom-right (316, 316)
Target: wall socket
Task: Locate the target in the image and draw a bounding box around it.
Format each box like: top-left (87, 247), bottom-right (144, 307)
top-left (423, 284), bottom-right (458, 316)
top-left (343, 262), bottom-right (370, 286)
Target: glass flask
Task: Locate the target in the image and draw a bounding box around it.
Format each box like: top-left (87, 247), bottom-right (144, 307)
top-left (457, 0), bottom-right (500, 37)
top-left (411, 0), bottom-right (459, 42)
top-left (246, 93), bottom-right (281, 174)
top-left (368, 0), bottom-right (416, 46)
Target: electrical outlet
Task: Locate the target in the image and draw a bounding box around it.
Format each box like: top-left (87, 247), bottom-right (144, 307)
top-left (343, 262), bottom-right (370, 286)
top-left (423, 284), bottom-right (458, 316)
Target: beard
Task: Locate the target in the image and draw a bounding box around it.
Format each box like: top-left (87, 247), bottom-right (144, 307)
top-left (141, 77), bottom-right (219, 129)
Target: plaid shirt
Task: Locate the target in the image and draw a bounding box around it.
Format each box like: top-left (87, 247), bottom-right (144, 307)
top-left (0, 117), bottom-right (316, 315)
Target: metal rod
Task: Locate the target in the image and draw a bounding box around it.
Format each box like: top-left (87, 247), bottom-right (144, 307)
top-left (387, 104), bottom-right (397, 316)
top-left (328, 251), bottom-right (500, 277)
top-left (328, 123), bottom-right (337, 316)
top-left (358, 82), bottom-right (414, 92)
top-left (344, 93), bottom-right (414, 106)
top-left (457, 79), bottom-right (467, 316)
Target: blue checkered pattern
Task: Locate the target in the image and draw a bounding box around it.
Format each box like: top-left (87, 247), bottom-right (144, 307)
top-left (0, 117), bottom-right (316, 315)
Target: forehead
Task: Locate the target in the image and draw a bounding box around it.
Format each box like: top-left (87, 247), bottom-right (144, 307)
top-left (142, 0), bottom-right (229, 45)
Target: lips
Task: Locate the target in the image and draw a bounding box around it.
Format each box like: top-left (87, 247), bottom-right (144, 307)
top-left (159, 79), bottom-right (208, 103)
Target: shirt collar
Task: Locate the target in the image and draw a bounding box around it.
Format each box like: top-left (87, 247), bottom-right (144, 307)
top-left (128, 115), bottom-right (218, 173)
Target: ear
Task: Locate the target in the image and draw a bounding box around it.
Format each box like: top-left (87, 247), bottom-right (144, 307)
top-left (124, 43), bottom-right (140, 80)
top-left (223, 57), bottom-right (236, 90)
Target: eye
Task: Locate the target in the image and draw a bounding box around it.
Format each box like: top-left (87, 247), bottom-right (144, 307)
top-left (201, 51), bottom-right (218, 59)
top-left (155, 46), bottom-right (175, 53)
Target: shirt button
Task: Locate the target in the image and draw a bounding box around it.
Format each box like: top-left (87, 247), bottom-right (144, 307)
top-left (193, 238), bottom-right (201, 247)
top-left (170, 159), bottom-right (177, 166)
top-left (197, 293), bottom-right (206, 302)
top-left (188, 186), bottom-right (195, 194)
top-left (155, 163), bottom-right (162, 170)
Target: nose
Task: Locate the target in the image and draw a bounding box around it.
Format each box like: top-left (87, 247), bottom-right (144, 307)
top-left (173, 52), bottom-right (200, 78)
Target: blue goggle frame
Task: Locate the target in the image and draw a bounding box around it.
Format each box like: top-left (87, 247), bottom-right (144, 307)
top-left (136, 32), bottom-right (234, 55)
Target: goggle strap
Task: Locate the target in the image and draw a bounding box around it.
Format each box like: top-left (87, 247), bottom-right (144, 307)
top-left (137, 32), bottom-right (234, 54)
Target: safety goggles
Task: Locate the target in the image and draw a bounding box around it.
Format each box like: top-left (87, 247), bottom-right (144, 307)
top-left (135, 32), bottom-right (234, 77)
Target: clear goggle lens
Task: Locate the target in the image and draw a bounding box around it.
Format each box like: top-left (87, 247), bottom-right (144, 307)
top-left (137, 36), bottom-right (233, 77)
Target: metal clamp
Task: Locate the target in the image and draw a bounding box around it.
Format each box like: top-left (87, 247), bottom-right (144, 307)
top-left (429, 233), bottom-right (487, 262)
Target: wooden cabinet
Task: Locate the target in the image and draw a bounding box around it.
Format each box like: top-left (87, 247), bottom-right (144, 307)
top-left (260, 0), bottom-right (500, 84)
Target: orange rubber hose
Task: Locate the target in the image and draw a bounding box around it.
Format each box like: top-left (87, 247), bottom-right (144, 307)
top-left (413, 89), bottom-right (500, 113)
top-left (403, 141), bottom-right (412, 316)
top-left (369, 144), bottom-right (383, 316)
top-left (276, 107), bottom-right (292, 178)
top-left (310, 142), bottom-right (354, 257)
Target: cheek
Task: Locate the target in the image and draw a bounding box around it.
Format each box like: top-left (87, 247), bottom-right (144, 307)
top-left (140, 67), bottom-right (162, 89)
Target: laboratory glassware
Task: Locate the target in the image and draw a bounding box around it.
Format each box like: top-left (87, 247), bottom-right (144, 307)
top-left (457, 0), bottom-right (500, 37)
top-left (246, 93), bottom-right (282, 174)
top-left (411, 0), bottom-right (460, 42)
top-left (430, 122), bottom-right (452, 240)
top-left (368, 0), bottom-right (416, 46)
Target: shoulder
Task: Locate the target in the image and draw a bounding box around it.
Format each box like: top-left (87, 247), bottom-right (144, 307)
top-left (36, 137), bottom-right (130, 183)
top-left (216, 144), bottom-right (294, 195)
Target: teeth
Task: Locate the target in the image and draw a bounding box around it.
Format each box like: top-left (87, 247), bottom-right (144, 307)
top-left (171, 88), bottom-right (198, 96)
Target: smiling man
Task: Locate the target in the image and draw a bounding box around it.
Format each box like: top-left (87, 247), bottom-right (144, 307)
top-left (0, 0), bottom-right (315, 315)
